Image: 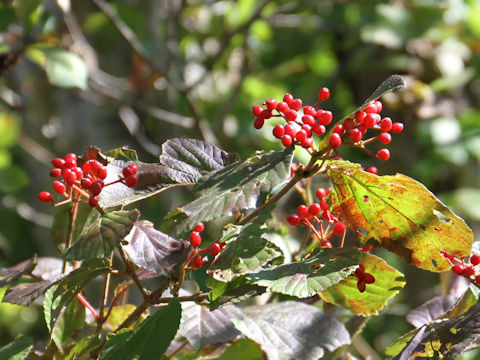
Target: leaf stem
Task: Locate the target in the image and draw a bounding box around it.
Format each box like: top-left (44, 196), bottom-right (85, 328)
top-left (96, 252), bottom-right (113, 335)
top-left (62, 200), bottom-right (79, 273)
top-left (76, 293), bottom-right (99, 320)
top-left (117, 245), bottom-right (150, 300)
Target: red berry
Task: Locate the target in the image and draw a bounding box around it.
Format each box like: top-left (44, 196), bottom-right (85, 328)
top-left (357, 280), bottom-right (366, 292)
top-left (349, 129), bottom-right (362, 143)
top-left (191, 255), bottom-right (203, 269)
top-left (273, 125), bottom-right (285, 138)
top-left (320, 198), bottom-right (329, 211)
top-left (376, 149), bottom-right (390, 161)
top-left (452, 264), bottom-right (465, 276)
top-left (64, 170), bottom-right (77, 186)
top-left (125, 175), bottom-right (138, 187)
top-left (378, 132), bottom-right (392, 144)
top-left (265, 99), bottom-right (277, 111)
top-left (318, 111), bottom-right (332, 125)
top-left (81, 177), bottom-right (93, 189)
top-left (355, 111), bottom-right (366, 123)
top-left (190, 232), bottom-right (202, 248)
top-left (322, 210), bottom-right (333, 222)
top-left (301, 124), bottom-right (312, 137)
top-left (380, 117), bottom-right (393, 132)
top-left (471, 254), bottom-right (480, 266)
top-left (281, 135), bottom-right (293, 147)
top-left (333, 124), bottom-right (345, 136)
top-left (363, 113), bottom-right (377, 128)
top-left (308, 203), bottom-right (321, 216)
top-left (302, 115), bottom-right (315, 126)
top-left (284, 123), bottom-right (297, 137)
top-left (329, 133), bottom-right (342, 148)
top-left (52, 158), bottom-right (65, 168)
top-left (83, 160), bottom-right (93, 174)
top-left (373, 100), bottom-right (383, 113)
top-left (276, 101), bottom-right (289, 114)
top-left (64, 158), bottom-right (77, 169)
top-left (210, 243), bottom-right (221, 257)
top-left (283, 93), bottom-right (294, 106)
top-left (364, 103), bottom-right (378, 114)
top-left (284, 109), bottom-right (297, 122)
top-left (356, 123), bottom-right (368, 135)
top-left (303, 106), bottom-right (316, 116)
top-left (123, 165), bottom-right (136, 178)
top-left (321, 240), bottom-right (332, 248)
top-left (290, 98), bottom-right (302, 111)
top-left (301, 137), bottom-right (313, 149)
top-left (286, 214), bottom-right (301, 226)
top-left (253, 118), bottom-right (264, 129)
top-left (333, 221), bottom-right (346, 234)
top-left (312, 124), bottom-right (326, 136)
top-left (464, 266), bottom-right (475, 277)
top-left (90, 180), bottom-right (104, 196)
top-left (252, 105), bottom-right (263, 117)
top-left (89, 196), bottom-right (99, 207)
top-left (73, 167), bottom-right (83, 179)
top-left (366, 166), bottom-right (378, 175)
top-left (316, 188), bottom-right (327, 199)
top-left (64, 153), bottom-right (77, 161)
top-left (476, 275), bottom-right (480, 284)
top-left (391, 122), bottom-right (404, 133)
top-left (95, 166), bottom-right (108, 180)
top-left (194, 223), bottom-right (205, 232)
top-left (297, 205), bottom-right (310, 218)
top-left (343, 118), bottom-right (355, 131)
top-left (295, 130), bottom-right (308, 143)
top-left (260, 109), bottom-right (272, 120)
top-left (53, 180), bottom-right (66, 194)
top-left (50, 168), bottom-right (62, 178)
top-left (38, 191), bottom-right (52, 203)
top-left (362, 273), bottom-right (375, 284)
top-left (318, 87), bottom-right (330, 101)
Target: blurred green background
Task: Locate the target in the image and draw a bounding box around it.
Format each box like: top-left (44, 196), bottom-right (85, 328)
top-left (1, 0), bottom-right (479, 358)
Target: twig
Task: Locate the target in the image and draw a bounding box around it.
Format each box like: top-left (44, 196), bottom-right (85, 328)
top-left (96, 252), bottom-right (113, 335)
top-left (62, 201), bottom-right (79, 273)
top-left (117, 246), bottom-right (150, 300)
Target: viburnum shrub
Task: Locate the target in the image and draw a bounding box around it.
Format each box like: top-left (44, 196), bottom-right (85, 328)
top-left (0, 75), bottom-right (477, 360)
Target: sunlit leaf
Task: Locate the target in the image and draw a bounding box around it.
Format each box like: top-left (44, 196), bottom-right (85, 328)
top-left (100, 298), bottom-right (181, 360)
top-left (245, 247), bottom-right (362, 298)
top-left (318, 252), bottom-right (406, 316)
top-left (232, 302), bottom-right (350, 360)
top-left (64, 209), bottom-right (139, 260)
top-left (207, 277), bottom-right (266, 310)
top-left (328, 161), bottom-right (473, 272)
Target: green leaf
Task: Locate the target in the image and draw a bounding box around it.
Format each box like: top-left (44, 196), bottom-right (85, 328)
top-left (231, 302), bottom-right (350, 360)
top-left (327, 161), bottom-right (473, 272)
top-left (103, 147), bottom-right (138, 162)
top-left (16, 0), bottom-right (43, 32)
top-left (207, 277), bottom-right (266, 310)
top-left (45, 259), bottom-right (109, 330)
top-left (208, 219), bottom-right (284, 282)
top-left (318, 252), bottom-right (406, 316)
top-left (0, 257), bottom-right (36, 287)
top-left (179, 301), bottom-right (241, 350)
top-left (40, 48), bottom-right (88, 89)
top-left (100, 298), bottom-right (181, 360)
top-left (64, 209), bottom-right (139, 260)
top-left (51, 203), bottom-right (92, 253)
top-left (0, 5), bottom-right (15, 32)
top-left (0, 335), bottom-right (33, 360)
top-left (209, 339), bottom-right (263, 360)
top-left (66, 335), bottom-right (101, 360)
top-left (103, 304), bottom-right (145, 331)
top-left (245, 247), bottom-right (362, 298)
top-left (165, 148), bottom-right (293, 237)
top-left (0, 166), bottom-right (29, 192)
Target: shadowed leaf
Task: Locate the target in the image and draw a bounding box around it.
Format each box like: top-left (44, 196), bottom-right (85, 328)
top-left (232, 302), bottom-right (350, 360)
top-left (0, 256), bottom-right (36, 287)
top-left (51, 203), bottom-right (92, 254)
top-left (64, 209), bottom-right (140, 260)
top-left (0, 335), bottom-right (33, 360)
top-left (207, 277), bottom-right (266, 310)
top-left (2, 280), bottom-right (54, 306)
top-left (328, 161), bottom-right (473, 272)
top-left (407, 295), bottom-right (457, 328)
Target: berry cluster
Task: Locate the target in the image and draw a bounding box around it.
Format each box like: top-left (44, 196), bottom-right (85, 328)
top-left (286, 187), bottom-right (347, 248)
top-left (353, 263), bottom-right (375, 292)
top-left (442, 251), bottom-right (480, 285)
top-left (252, 89), bottom-right (403, 161)
top-left (185, 223), bottom-right (226, 270)
top-left (38, 153), bottom-right (139, 208)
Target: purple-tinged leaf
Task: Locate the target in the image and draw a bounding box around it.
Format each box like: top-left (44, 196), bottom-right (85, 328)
top-left (2, 280), bottom-right (54, 306)
top-left (64, 209), bottom-right (140, 260)
top-left (407, 295), bottom-right (457, 328)
top-left (231, 302), bottom-right (350, 360)
top-left (123, 220), bottom-right (189, 276)
top-left (0, 256), bottom-right (36, 287)
top-left (32, 257), bottom-right (69, 282)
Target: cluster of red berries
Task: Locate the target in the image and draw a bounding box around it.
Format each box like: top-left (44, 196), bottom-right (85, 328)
top-left (353, 263), bottom-right (375, 293)
top-left (252, 88), bottom-right (403, 161)
top-left (286, 187), bottom-right (347, 248)
top-left (442, 251), bottom-right (480, 285)
top-left (38, 153), bottom-right (139, 208)
top-left (186, 223), bottom-right (226, 270)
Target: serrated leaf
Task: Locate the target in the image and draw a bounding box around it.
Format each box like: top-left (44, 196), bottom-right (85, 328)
top-left (46, 259), bottom-right (109, 330)
top-left (328, 161), bottom-right (473, 272)
top-left (103, 304), bottom-right (145, 331)
top-left (0, 256), bottom-right (36, 287)
top-left (123, 220), bottom-right (189, 276)
top-left (2, 280), bottom-right (54, 305)
top-left (100, 298), bottom-right (181, 360)
top-left (0, 335), bottom-right (33, 360)
top-left (390, 304), bottom-right (480, 360)
top-left (179, 302), bottom-right (241, 350)
top-left (159, 138), bottom-right (239, 184)
top-left (318, 252), bottom-right (406, 316)
top-left (232, 302), bottom-right (350, 360)
top-left (66, 335), bottom-right (101, 360)
top-left (207, 277), bottom-right (266, 310)
top-left (166, 148), bottom-right (293, 237)
top-left (51, 203), bottom-right (92, 253)
top-left (50, 297), bottom-right (86, 354)
top-left (64, 209), bottom-right (139, 260)
top-left (318, 75), bottom-right (406, 152)
top-left (407, 295), bottom-right (457, 328)
top-left (208, 220), bottom-right (284, 282)
top-left (245, 247), bottom-right (362, 298)
top-left (41, 48), bottom-right (88, 89)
